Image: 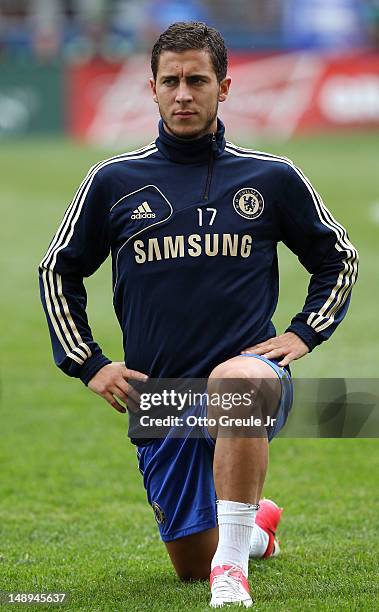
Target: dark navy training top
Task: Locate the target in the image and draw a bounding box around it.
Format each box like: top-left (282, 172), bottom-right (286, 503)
top-left (39, 119), bottom-right (358, 386)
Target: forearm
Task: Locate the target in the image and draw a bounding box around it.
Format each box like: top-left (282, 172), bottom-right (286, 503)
top-left (39, 267), bottom-right (111, 384)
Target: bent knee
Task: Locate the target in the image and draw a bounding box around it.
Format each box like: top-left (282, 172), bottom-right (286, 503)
top-left (209, 358), bottom-right (250, 381)
top-left (209, 355), bottom-right (278, 382)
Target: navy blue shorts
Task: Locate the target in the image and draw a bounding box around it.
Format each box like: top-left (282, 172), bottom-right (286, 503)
top-left (136, 355), bottom-right (293, 542)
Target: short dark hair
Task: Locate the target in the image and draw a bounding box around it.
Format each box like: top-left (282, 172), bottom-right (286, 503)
top-left (151, 21), bottom-right (228, 83)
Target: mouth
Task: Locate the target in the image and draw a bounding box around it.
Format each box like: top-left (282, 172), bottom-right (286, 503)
top-left (174, 111), bottom-right (197, 117)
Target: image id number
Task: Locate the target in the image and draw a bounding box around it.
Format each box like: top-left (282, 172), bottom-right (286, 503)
top-left (1, 592), bottom-right (67, 604)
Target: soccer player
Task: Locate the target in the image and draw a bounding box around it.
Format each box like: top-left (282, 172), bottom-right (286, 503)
top-left (39, 22), bottom-right (358, 607)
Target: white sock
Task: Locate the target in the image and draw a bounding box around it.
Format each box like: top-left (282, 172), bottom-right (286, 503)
top-left (211, 500), bottom-right (258, 577)
top-left (249, 524), bottom-right (269, 558)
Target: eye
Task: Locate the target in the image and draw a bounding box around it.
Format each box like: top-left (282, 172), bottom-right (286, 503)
top-left (163, 78), bottom-right (176, 85)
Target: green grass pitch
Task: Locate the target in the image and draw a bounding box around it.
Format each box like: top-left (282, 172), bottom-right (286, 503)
top-left (0, 133), bottom-right (378, 611)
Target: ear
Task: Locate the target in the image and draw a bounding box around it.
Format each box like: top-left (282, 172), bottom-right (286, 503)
top-left (149, 78), bottom-right (158, 103)
top-left (218, 76), bottom-right (232, 103)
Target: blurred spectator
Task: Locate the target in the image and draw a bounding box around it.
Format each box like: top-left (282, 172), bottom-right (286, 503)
top-left (210, 0), bottom-right (283, 50)
top-left (31, 0), bottom-right (62, 59)
top-left (0, 0), bottom-right (31, 58)
top-left (282, 0), bottom-right (366, 50)
top-left (146, 0), bottom-right (210, 28)
top-left (363, 0), bottom-right (379, 47)
top-left (141, 0), bottom-right (211, 50)
top-left (107, 0), bottom-right (149, 56)
top-left (63, 0), bottom-right (107, 60)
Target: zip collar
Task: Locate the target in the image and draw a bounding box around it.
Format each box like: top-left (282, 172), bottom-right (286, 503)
top-left (155, 118), bottom-right (226, 164)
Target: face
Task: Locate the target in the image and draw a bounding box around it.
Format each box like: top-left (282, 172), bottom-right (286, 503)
top-left (150, 49), bottom-right (231, 139)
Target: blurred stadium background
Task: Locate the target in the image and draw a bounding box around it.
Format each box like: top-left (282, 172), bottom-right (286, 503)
top-left (1, 1), bottom-right (378, 610)
top-left (1, 0), bottom-right (379, 141)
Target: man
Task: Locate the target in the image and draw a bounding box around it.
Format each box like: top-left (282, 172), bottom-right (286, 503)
top-left (39, 22), bottom-right (358, 607)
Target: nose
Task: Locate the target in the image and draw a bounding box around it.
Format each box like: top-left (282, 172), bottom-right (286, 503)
top-left (175, 80), bottom-right (193, 104)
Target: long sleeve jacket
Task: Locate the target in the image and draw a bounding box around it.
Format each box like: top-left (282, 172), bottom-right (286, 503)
top-left (39, 119), bottom-right (358, 385)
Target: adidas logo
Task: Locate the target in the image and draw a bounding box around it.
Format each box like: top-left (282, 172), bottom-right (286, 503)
top-left (131, 201), bottom-right (156, 219)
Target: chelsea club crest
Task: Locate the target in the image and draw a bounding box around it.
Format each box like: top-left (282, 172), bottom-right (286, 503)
top-left (233, 188), bottom-right (264, 220)
top-left (152, 501), bottom-right (166, 524)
